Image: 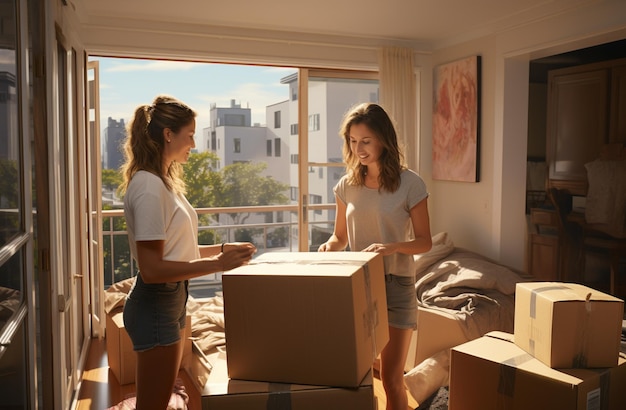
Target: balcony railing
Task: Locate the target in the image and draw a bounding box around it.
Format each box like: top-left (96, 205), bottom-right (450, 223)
top-left (101, 204), bottom-right (334, 297)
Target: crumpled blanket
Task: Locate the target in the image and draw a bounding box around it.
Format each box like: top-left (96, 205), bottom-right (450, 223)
top-left (415, 239), bottom-right (525, 340)
top-left (104, 278), bottom-right (134, 313)
top-left (186, 295), bottom-right (226, 354)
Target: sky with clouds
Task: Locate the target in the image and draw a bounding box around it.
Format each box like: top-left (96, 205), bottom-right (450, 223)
top-left (92, 57), bottom-right (297, 133)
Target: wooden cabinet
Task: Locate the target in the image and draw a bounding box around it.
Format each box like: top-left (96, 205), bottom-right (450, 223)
top-left (528, 208), bottom-right (559, 281)
top-left (546, 58), bottom-right (626, 195)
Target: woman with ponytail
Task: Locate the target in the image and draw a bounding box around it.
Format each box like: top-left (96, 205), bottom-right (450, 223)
top-left (119, 95), bottom-right (256, 409)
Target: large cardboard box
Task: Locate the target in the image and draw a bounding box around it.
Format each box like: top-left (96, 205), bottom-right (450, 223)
top-left (106, 308), bottom-right (192, 385)
top-left (404, 305), bottom-right (469, 371)
top-left (200, 351), bottom-right (376, 410)
top-left (449, 331), bottom-right (626, 410)
top-left (223, 251), bottom-right (388, 387)
top-left (514, 282), bottom-right (624, 368)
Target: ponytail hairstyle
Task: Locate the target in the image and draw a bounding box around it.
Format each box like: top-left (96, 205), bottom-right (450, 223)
top-left (339, 102), bottom-right (405, 192)
top-left (119, 95), bottom-right (196, 195)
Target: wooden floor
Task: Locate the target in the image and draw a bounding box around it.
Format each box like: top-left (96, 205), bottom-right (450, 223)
top-left (75, 337), bottom-right (417, 410)
top-left (75, 338), bottom-right (201, 410)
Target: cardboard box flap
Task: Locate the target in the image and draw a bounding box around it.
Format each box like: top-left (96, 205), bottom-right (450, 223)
top-left (484, 330), bottom-right (514, 343)
top-left (255, 251), bottom-right (380, 263)
top-left (229, 252), bottom-right (382, 277)
top-left (226, 260), bottom-right (364, 277)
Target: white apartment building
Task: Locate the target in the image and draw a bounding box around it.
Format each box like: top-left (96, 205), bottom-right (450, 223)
top-left (202, 75), bottom-right (379, 248)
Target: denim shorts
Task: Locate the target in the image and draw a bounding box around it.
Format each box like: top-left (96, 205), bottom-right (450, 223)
top-left (123, 274), bottom-right (188, 352)
top-left (385, 274), bottom-right (418, 330)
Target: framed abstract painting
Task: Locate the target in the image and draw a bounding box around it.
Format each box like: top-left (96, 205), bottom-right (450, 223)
top-left (432, 55), bottom-right (481, 182)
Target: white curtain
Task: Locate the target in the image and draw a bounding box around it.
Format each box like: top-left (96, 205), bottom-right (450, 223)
top-left (378, 46), bottom-right (417, 170)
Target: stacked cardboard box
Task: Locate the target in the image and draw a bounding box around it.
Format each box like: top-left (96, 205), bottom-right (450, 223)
top-left (449, 282), bottom-right (625, 409)
top-left (212, 251), bottom-right (388, 408)
top-left (200, 350), bottom-right (376, 410)
top-left (513, 282), bottom-right (623, 368)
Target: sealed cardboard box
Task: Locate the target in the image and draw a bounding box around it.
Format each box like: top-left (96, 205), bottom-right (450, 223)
top-left (223, 251), bottom-right (388, 387)
top-left (405, 305), bottom-right (469, 371)
top-left (449, 331), bottom-right (626, 410)
top-left (201, 351), bottom-right (376, 410)
top-left (106, 308), bottom-right (192, 385)
top-left (514, 282), bottom-right (623, 368)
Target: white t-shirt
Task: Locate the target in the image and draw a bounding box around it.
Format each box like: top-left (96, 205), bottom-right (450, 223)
top-left (334, 169), bottom-right (428, 277)
top-left (124, 171), bottom-right (200, 266)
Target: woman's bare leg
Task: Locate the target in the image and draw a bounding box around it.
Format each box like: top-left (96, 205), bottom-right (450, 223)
top-left (134, 330), bottom-right (185, 410)
top-left (380, 326), bottom-right (413, 410)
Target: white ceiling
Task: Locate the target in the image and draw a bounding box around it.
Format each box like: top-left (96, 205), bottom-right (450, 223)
top-left (76, 0), bottom-right (595, 49)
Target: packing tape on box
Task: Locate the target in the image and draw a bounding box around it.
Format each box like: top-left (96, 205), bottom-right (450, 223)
top-left (528, 285), bottom-right (565, 356)
top-left (497, 362), bottom-right (516, 398)
top-left (598, 371), bottom-right (610, 410)
top-left (528, 285), bottom-right (591, 366)
top-left (496, 350), bottom-right (535, 401)
top-left (266, 383), bottom-right (293, 410)
top-left (362, 263), bottom-right (378, 362)
top-left (572, 293), bottom-right (593, 368)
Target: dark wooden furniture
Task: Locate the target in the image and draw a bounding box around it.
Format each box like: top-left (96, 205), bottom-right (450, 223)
top-left (528, 207), bottom-right (560, 281)
top-left (539, 57), bottom-right (626, 296)
top-left (548, 187), bottom-right (626, 295)
top-left (546, 58), bottom-right (626, 196)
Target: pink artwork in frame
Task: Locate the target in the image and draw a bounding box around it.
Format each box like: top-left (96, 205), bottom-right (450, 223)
top-left (432, 55), bottom-right (481, 182)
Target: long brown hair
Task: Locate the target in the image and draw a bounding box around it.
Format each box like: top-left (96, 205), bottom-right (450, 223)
top-left (339, 102), bottom-right (405, 192)
top-left (119, 95), bottom-right (196, 195)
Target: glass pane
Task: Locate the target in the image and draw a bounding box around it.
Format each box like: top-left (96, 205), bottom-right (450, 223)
top-left (307, 75), bottom-right (379, 251)
top-left (0, 0), bottom-right (21, 247)
top-left (0, 248), bottom-right (23, 334)
top-left (0, 318), bottom-right (27, 408)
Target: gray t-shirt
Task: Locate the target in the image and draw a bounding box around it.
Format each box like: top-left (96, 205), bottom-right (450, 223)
top-left (334, 169), bottom-right (428, 277)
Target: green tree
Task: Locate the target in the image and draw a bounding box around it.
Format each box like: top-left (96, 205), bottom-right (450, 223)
top-left (182, 151), bottom-right (224, 245)
top-left (182, 151), bottom-right (223, 209)
top-left (217, 161), bottom-right (289, 224)
top-left (217, 161), bottom-right (290, 246)
top-left (102, 168), bottom-right (123, 192)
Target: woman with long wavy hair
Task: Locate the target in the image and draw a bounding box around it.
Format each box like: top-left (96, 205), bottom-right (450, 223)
top-left (319, 102), bottom-right (432, 410)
